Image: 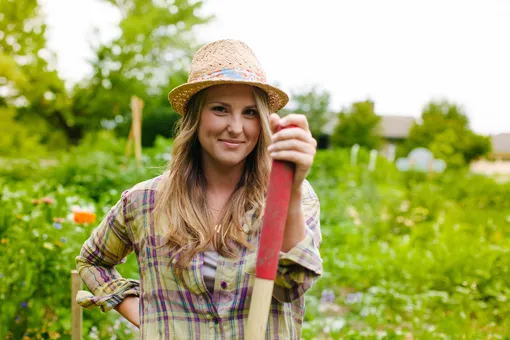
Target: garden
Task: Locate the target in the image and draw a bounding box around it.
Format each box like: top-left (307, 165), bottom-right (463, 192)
top-left (1, 131), bottom-right (509, 339)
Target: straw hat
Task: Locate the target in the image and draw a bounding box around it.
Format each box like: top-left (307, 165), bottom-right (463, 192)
top-left (168, 39), bottom-right (289, 115)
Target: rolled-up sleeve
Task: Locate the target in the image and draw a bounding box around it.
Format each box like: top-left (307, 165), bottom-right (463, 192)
top-left (273, 180), bottom-right (322, 303)
top-left (75, 189), bottom-right (140, 312)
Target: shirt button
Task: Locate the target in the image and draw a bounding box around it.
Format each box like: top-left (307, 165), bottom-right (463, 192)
top-left (220, 281), bottom-right (227, 289)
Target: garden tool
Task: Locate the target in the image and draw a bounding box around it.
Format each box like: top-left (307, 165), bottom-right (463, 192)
top-left (246, 125), bottom-right (296, 340)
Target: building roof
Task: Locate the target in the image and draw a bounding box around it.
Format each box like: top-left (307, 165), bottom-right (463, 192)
top-left (492, 133), bottom-right (510, 155)
top-left (377, 115), bottom-right (416, 139)
top-left (321, 112), bottom-right (510, 155)
top-left (321, 114), bottom-right (416, 138)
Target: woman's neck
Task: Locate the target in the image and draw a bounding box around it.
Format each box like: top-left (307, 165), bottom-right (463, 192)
top-left (202, 159), bottom-right (244, 198)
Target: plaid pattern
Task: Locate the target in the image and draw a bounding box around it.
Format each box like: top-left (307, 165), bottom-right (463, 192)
top-left (76, 176), bottom-right (322, 339)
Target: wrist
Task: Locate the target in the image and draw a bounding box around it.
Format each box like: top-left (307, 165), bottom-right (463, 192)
top-left (291, 184), bottom-right (303, 199)
top-left (287, 188), bottom-right (303, 216)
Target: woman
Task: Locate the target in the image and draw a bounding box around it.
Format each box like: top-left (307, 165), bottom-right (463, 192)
top-left (76, 39), bottom-right (322, 339)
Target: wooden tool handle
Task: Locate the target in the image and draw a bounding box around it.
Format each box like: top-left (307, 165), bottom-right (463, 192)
top-left (246, 124), bottom-right (296, 340)
top-left (255, 155), bottom-right (295, 279)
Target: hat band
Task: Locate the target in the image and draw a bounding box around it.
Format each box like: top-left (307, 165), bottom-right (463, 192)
top-left (193, 68), bottom-right (266, 83)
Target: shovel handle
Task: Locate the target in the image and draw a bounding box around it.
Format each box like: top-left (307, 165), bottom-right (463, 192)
top-left (246, 124), bottom-right (296, 340)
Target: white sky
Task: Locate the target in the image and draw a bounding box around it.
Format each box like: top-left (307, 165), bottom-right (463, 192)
top-left (39, 0), bottom-right (510, 135)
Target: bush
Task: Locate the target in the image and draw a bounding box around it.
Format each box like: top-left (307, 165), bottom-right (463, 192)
top-left (115, 108), bottom-right (180, 147)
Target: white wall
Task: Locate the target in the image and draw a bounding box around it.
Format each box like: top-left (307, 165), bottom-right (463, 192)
top-left (470, 160), bottom-right (510, 175)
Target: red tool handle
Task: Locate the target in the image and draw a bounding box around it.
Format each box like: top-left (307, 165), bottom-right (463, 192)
top-left (255, 125), bottom-right (296, 280)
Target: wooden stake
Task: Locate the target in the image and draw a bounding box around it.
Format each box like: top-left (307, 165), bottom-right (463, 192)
top-left (131, 96), bottom-right (144, 168)
top-left (71, 270), bottom-right (82, 340)
top-left (124, 96), bottom-right (144, 168)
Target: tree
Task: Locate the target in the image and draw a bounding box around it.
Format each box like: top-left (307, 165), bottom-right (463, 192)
top-left (114, 69), bottom-right (188, 146)
top-left (0, 107), bottom-right (47, 157)
top-left (0, 0), bottom-right (70, 147)
top-left (283, 86), bottom-right (333, 140)
top-left (403, 100), bottom-right (491, 167)
top-left (428, 129), bottom-right (466, 168)
top-left (330, 100), bottom-right (382, 149)
top-left (71, 0), bottom-right (212, 143)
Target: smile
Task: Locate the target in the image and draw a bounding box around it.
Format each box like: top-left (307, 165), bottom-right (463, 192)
top-left (219, 139), bottom-right (244, 148)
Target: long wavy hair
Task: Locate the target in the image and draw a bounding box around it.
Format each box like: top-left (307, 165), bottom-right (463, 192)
top-left (153, 86), bottom-right (272, 273)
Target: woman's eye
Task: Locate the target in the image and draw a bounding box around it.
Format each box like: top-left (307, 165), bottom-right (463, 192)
top-left (212, 106), bottom-right (227, 113)
top-left (244, 109), bottom-right (258, 116)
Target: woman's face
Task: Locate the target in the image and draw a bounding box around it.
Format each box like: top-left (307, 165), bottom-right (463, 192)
top-left (198, 84), bottom-right (261, 169)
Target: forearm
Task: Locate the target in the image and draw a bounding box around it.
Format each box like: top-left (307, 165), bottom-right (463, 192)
top-left (281, 188), bottom-right (306, 252)
top-left (114, 296), bottom-right (140, 328)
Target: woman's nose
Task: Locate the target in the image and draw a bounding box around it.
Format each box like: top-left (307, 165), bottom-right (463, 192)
top-left (227, 114), bottom-right (243, 134)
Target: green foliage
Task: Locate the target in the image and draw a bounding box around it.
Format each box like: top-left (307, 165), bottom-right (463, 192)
top-left (331, 100), bottom-right (383, 150)
top-left (0, 107), bottom-right (47, 157)
top-left (1, 0), bottom-right (209, 146)
top-left (403, 100), bottom-right (491, 167)
top-left (0, 181), bottom-right (93, 339)
top-left (428, 129), bottom-right (466, 168)
top-left (303, 149), bottom-right (510, 339)
top-left (0, 54), bottom-right (28, 94)
top-left (141, 108), bottom-right (180, 146)
top-left (0, 132), bottom-right (172, 339)
top-left (71, 0), bottom-right (211, 140)
top-left (0, 0), bottom-right (71, 145)
top-left (114, 81), bottom-right (186, 147)
top-left (284, 86), bottom-right (333, 139)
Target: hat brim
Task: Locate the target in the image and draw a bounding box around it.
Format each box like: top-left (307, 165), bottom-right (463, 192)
top-left (168, 79), bottom-right (289, 116)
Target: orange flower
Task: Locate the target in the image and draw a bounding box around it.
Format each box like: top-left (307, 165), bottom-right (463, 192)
top-left (53, 217), bottom-right (65, 223)
top-left (73, 211), bottom-right (96, 224)
top-left (31, 199), bottom-right (41, 205)
top-left (1, 239), bottom-right (7, 245)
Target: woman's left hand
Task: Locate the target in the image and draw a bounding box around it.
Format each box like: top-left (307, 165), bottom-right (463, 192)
top-left (268, 113), bottom-right (317, 193)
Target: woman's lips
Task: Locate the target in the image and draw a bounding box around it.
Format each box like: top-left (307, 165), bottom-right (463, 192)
top-left (219, 139), bottom-right (244, 148)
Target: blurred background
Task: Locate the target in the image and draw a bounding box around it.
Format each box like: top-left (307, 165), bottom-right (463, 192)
top-left (1, 0), bottom-right (509, 339)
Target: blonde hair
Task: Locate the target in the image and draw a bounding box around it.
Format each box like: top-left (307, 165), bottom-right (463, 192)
top-left (153, 86), bottom-right (272, 273)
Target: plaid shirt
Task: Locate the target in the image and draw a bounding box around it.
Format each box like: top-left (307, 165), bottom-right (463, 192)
top-left (76, 175), bottom-right (322, 339)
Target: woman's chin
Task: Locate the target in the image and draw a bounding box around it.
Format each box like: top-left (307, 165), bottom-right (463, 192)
top-left (214, 153), bottom-right (246, 168)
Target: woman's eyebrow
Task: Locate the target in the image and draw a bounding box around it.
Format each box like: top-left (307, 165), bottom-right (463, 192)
top-left (207, 101), bottom-right (257, 109)
top-left (207, 101), bottom-right (231, 107)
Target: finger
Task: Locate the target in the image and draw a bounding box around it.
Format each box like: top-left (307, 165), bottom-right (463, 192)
top-left (269, 113), bottom-right (280, 133)
top-left (269, 150), bottom-right (314, 167)
top-left (272, 127), bottom-right (315, 144)
top-left (280, 114), bottom-right (310, 132)
top-left (268, 139), bottom-right (316, 155)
